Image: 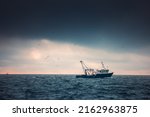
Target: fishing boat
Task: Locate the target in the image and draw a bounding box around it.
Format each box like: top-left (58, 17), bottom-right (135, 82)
top-left (76, 61), bottom-right (113, 78)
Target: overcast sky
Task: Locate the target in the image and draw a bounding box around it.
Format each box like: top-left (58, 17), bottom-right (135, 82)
top-left (0, 0), bottom-right (150, 74)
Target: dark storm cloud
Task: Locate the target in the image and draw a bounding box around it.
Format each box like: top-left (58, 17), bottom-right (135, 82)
top-left (0, 0), bottom-right (150, 51)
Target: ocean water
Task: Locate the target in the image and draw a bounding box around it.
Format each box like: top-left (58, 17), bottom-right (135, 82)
top-left (0, 75), bottom-right (150, 100)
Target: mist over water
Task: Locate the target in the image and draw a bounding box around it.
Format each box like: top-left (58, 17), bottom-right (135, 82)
top-left (0, 75), bottom-right (150, 100)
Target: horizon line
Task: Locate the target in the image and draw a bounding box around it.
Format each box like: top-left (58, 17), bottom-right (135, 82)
top-left (0, 73), bottom-right (150, 76)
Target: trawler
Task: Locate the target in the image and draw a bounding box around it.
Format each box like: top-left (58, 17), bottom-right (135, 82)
top-left (76, 61), bottom-right (113, 78)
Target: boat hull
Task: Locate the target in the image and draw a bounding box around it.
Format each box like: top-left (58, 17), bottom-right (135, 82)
top-left (76, 72), bottom-right (113, 78)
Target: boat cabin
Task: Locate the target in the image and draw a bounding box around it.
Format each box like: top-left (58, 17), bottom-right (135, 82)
top-left (97, 69), bottom-right (109, 73)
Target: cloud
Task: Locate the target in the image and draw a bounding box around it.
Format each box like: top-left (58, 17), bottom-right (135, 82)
top-left (0, 38), bottom-right (150, 75)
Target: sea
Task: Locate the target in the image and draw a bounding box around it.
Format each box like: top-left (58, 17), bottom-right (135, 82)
top-left (0, 74), bottom-right (150, 100)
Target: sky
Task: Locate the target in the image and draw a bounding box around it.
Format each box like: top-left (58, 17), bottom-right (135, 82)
top-left (0, 0), bottom-right (150, 75)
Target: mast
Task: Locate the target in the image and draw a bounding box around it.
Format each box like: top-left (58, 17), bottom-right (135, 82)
top-left (101, 61), bottom-right (106, 69)
top-left (80, 61), bottom-right (87, 75)
top-left (80, 60), bottom-right (95, 75)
